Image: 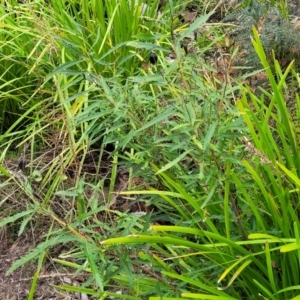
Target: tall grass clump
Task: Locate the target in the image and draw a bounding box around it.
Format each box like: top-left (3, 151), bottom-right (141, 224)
top-left (0, 0), bottom-right (163, 133)
top-left (0, 0), bottom-right (167, 199)
top-left (48, 0), bottom-right (163, 77)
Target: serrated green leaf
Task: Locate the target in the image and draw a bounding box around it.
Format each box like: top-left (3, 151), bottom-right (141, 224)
top-left (6, 236), bottom-right (78, 274)
top-left (0, 210), bottom-right (34, 229)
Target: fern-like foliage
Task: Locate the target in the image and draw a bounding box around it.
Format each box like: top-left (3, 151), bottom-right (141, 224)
top-left (224, 1), bottom-right (300, 142)
top-left (224, 0), bottom-right (300, 71)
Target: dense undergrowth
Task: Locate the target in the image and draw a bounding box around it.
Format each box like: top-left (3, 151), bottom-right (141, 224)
top-left (0, 0), bottom-right (300, 299)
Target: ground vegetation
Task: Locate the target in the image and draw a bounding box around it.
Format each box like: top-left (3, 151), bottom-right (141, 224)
top-left (0, 0), bottom-right (300, 299)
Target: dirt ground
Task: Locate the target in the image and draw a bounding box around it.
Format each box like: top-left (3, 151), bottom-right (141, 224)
top-left (0, 229), bottom-right (84, 300)
top-left (0, 158), bottom-right (143, 300)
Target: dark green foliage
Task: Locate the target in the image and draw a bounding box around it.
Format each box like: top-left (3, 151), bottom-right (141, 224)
top-left (224, 0), bottom-right (300, 71)
top-left (224, 1), bottom-right (300, 138)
